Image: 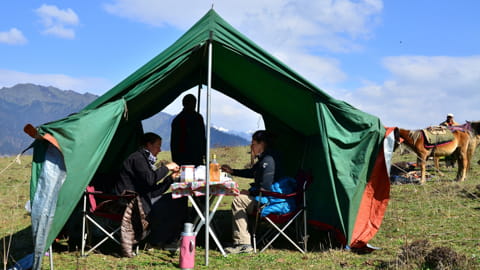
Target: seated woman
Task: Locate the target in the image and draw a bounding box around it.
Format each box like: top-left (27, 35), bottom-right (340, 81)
top-left (221, 130), bottom-right (282, 254)
top-left (114, 132), bottom-right (187, 248)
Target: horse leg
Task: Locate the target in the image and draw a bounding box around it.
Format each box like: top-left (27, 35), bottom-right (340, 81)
top-left (419, 156), bottom-right (427, 184)
top-left (433, 156), bottom-right (444, 176)
top-left (456, 149), bottom-right (468, 182)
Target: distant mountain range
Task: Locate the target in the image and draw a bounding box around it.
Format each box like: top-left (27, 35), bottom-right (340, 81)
top-left (0, 83), bottom-right (249, 156)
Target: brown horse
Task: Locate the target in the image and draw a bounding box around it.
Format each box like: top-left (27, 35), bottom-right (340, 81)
top-left (433, 121), bottom-right (480, 170)
top-left (397, 127), bottom-right (471, 184)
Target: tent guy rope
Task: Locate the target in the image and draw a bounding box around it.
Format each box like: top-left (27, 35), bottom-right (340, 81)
top-left (0, 153), bottom-right (23, 175)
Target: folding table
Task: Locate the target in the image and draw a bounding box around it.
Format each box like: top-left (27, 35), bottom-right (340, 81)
top-left (171, 180), bottom-right (239, 256)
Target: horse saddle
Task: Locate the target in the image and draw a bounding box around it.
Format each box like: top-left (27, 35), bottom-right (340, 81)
top-left (422, 126), bottom-right (454, 147)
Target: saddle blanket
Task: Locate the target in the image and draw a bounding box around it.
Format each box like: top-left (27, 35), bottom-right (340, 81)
top-left (422, 126), bottom-right (454, 147)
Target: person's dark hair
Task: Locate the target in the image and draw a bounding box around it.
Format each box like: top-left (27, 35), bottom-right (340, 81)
top-left (182, 94), bottom-right (197, 107)
top-left (142, 132), bottom-right (162, 146)
top-left (252, 130), bottom-right (274, 148)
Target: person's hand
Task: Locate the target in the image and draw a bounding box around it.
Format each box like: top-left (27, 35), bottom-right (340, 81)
top-left (221, 164), bottom-right (233, 174)
top-left (171, 171), bottom-right (181, 181)
top-left (166, 162), bottom-right (179, 172)
top-left (240, 189), bottom-right (250, 195)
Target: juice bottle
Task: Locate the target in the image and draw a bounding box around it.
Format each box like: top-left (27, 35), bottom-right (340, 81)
top-left (209, 154), bottom-right (220, 182)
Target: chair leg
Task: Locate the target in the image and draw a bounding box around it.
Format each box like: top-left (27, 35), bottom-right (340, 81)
top-left (81, 193), bottom-right (87, 257)
top-left (49, 245), bottom-right (54, 270)
top-left (260, 211), bottom-right (305, 254)
top-left (295, 213), bottom-right (308, 253)
top-left (84, 227), bottom-right (121, 256)
top-left (302, 208), bottom-right (308, 253)
top-left (83, 215), bottom-right (121, 256)
top-left (302, 191), bottom-right (308, 253)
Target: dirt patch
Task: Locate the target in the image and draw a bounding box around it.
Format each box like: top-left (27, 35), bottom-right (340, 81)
top-left (424, 246), bottom-right (466, 270)
top-left (377, 239), bottom-right (477, 270)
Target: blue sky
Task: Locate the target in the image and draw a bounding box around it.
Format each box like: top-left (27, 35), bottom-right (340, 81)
top-left (1, 1), bottom-right (479, 132)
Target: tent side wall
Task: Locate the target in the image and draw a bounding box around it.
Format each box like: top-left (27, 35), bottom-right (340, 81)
top-left (307, 100), bottom-right (385, 244)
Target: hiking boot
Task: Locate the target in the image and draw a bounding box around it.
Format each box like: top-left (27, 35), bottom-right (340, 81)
top-left (225, 244), bottom-right (253, 254)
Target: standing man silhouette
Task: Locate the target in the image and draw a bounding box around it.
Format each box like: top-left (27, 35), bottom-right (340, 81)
top-left (170, 94), bottom-right (206, 166)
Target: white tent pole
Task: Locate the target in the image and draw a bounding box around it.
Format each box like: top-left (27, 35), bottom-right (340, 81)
top-left (204, 31), bottom-right (213, 266)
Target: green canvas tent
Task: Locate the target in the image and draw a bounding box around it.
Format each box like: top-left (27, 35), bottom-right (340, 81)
top-left (26, 9), bottom-right (394, 268)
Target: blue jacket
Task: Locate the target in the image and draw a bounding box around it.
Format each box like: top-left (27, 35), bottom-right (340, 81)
top-left (253, 176), bottom-right (297, 217)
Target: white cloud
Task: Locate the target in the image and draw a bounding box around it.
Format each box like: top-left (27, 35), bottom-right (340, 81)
top-left (383, 56), bottom-right (480, 90)
top-left (103, 0), bottom-right (382, 44)
top-left (35, 4), bottom-right (79, 39)
top-left (338, 55), bottom-right (480, 129)
top-left (0, 28), bottom-right (27, 45)
top-left (43, 25), bottom-right (75, 39)
top-left (0, 69), bottom-right (113, 95)
top-left (274, 51), bottom-right (346, 87)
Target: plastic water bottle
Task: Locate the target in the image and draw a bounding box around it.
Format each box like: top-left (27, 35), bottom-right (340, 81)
top-left (179, 223), bottom-right (196, 269)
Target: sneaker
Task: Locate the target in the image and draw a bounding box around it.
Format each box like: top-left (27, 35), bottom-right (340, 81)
top-left (225, 244), bottom-right (253, 254)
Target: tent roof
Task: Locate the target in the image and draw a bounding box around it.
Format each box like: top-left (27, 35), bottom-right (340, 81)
top-left (31, 9), bottom-right (388, 257)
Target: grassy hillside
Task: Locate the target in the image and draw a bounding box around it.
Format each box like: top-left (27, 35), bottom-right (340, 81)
top-left (1, 146), bottom-right (479, 269)
top-left (0, 84), bottom-right (98, 155)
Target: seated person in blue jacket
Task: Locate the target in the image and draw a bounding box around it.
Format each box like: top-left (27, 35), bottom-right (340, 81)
top-left (114, 132), bottom-right (187, 248)
top-left (221, 130), bottom-right (282, 254)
